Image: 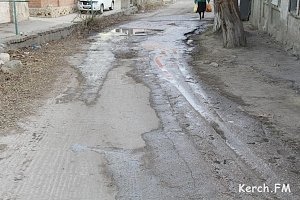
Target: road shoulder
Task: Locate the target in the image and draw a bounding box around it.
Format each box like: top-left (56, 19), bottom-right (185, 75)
top-left (189, 22), bottom-right (300, 194)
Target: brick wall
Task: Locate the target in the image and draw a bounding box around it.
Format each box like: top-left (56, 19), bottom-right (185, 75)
top-left (29, 0), bottom-right (75, 8)
top-left (29, 0), bottom-right (76, 17)
top-left (41, 0), bottom-right (59, 7)
top-left (28, 0), bottom-right (42, 8)
top-left (58, 0), bottom-right (76, 7)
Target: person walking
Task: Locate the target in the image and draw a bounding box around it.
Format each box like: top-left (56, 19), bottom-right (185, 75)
top-left (195, 0), bottom-right (210, 20)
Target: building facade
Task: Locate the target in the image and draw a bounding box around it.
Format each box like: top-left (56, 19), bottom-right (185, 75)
top-left (0, 2), bottom-right (29, 24)
top-left (28, 0), bottom-right (77, 17)
top-left (250, 0), bottom-right (300, 55)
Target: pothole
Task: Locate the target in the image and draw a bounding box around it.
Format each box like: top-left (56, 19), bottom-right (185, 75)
top-left (100, 28), bottom-right (163, 37)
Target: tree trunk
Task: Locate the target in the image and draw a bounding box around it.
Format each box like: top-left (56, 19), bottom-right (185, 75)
top-left (213, 2), bottom-right (221, 32)
top-left (214, 0), bottom-right (247, 48)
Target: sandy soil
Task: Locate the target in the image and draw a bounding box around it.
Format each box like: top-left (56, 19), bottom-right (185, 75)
top-left (189, 21), bottom-right (300, 180)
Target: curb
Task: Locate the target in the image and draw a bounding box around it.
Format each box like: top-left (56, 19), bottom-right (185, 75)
top-left (4, 7), bottom-right (138, 51)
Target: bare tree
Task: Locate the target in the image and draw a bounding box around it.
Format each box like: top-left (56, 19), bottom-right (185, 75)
top-left (214, 0), bottom-right (246, 48)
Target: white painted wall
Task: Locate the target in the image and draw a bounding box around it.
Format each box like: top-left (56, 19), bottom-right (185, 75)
top-left (17, 2), bottom-right (30, 21)
top-left (250, 0), bottom-right (300, 55)
top-left (0, 3), bottom-right (11, 23)
top-left (0, 2), bottom-right (29, 24)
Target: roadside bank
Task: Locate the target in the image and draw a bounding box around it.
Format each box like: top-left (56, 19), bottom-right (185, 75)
top-left (189, 22), bottom-right (300, 196)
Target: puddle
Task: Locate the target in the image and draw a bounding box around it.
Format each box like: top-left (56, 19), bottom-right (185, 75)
top-left (99, 28), bottom-right (163, 38)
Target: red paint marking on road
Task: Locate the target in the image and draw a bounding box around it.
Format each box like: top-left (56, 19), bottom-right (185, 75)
top-left (155, 56), bottom-right (164, 68)
top-left (154, 55), bottom-right (173, 79)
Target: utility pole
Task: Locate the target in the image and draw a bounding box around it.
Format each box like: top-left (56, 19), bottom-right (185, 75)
top-left (13, 0), bottom-right (19, 35)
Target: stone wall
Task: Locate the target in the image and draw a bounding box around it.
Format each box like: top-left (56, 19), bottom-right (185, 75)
top-left (29, 5), bottom-right (76, 18)
top-left (250, 0), bottom-right (300, 55)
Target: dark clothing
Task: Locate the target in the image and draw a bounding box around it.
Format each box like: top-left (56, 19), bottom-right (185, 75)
top-left (197, 2), bottom-right (206, 13)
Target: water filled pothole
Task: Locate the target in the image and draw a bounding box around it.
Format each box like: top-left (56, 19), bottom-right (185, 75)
top-left (99, 28), bottom-right (163, 37)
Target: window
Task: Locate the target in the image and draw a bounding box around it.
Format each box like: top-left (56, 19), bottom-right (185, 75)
top-left (289, 0), bottom-right (300, 15)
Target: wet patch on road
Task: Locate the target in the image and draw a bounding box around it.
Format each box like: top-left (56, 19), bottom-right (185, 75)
top-left (56, 27), bottom-right (164, 106)
top-left (110, 28), bottom-right (163, 36)
top-left (107, 13), bottom-right (300, 199)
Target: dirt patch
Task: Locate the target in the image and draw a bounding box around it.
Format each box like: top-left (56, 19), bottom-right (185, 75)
top-left (190, 22), bottom-right (300, 138)
top-left (189, 22), bottom-right (300, 177)
top-left (0, 37), bottom-right (83, 131)
top-left (189, 23), bottom-right (300, 193)
top-left (0, 16), bottom-right (132, 133)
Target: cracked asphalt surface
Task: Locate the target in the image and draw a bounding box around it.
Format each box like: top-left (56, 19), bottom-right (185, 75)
top-left (0, 0), bottom-right (299, 199)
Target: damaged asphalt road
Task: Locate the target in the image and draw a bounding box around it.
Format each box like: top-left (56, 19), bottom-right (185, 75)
top-left (0, 0), bottom-right (299, 199)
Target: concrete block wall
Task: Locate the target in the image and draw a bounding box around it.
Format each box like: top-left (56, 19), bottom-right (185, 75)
top-left (250, 0), bottom-right (300, 55)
